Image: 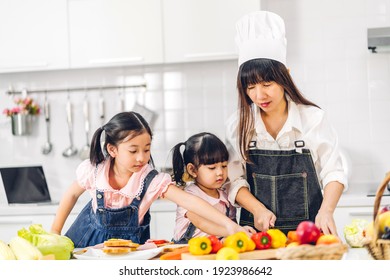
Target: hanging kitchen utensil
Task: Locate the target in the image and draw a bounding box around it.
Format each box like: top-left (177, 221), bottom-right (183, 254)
top-left (99, 91), bottom-right (105, 126)
top-left (118, 88), bottom-right (125, 112)
top-left (41, 92), bottom-right (53, 155)
top-left (79, 93), bottom-right (90, 160)
top-left (132, 101), bottom-right (157, 128)
top-left (62, 93), bottom-right (78, 157)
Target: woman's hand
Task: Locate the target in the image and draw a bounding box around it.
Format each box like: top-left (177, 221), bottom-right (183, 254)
top-left (315, 210), bottom-right (338, 236)
top-left (252, 207), bottom-right (277, 232)
top-left (315, 181), bottom-right (344, 235)
top-left (235, 187), bottom-right (276, 232)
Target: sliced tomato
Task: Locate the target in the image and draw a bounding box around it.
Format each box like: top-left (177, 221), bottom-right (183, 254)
top-left (150, 239), bottom-right (169, 245)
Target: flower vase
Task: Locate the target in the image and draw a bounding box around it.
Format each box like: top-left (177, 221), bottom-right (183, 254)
top-left (11, 114), bottom-right (32, 136)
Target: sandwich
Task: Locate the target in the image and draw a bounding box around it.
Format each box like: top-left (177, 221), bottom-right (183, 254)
top-left (102, 238), bottom-right (140, 255)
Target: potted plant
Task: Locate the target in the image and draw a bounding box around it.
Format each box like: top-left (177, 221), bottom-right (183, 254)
top-left (3, 96), bottom-right (40, 136)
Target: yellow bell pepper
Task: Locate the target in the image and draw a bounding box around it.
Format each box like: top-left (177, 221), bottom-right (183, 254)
top-left (266, 229), bottom-right (287, 248)
top-left (235, 232), bottom-right (256, 251)
top-left (188, 236), bottom-right (212, 255)
top-left (223, 232), bottom-right (247, 253)
top-left (216, 247), bottom-right (239, 260)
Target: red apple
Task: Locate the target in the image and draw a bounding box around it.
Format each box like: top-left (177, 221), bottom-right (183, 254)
top-left (380, 205), bottom-right (390, 214)
top-left (296, 221), bottom-right (321, 245)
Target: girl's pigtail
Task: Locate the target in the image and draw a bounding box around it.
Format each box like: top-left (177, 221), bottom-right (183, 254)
top-left (90, 127), bottom-right (106, 165)
top-left (172, 142), bottom-right (185, 185)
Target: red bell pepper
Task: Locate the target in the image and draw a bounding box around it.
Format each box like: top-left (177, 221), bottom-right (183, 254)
top-left (207, 235), bottom-right (223, 254)
top-left (251, 232), bottom-right (272, 250)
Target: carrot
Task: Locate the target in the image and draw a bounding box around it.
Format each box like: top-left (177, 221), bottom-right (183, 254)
top-left (159, 246), bottom-right (189, 260)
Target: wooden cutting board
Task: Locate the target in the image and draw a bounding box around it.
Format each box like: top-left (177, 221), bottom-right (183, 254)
top-left (181, 248), bottom-right (280, 260)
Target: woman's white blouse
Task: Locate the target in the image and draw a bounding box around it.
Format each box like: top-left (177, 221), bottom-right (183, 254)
top-left (225, 99), bottom-right (348, 206)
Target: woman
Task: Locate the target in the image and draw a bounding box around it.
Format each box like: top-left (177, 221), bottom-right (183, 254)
top-left (225, 11), bottom-right (348, 235)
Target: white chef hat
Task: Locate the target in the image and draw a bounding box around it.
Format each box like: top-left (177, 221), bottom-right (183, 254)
top-left (235, 11), bottom-right (287, 67)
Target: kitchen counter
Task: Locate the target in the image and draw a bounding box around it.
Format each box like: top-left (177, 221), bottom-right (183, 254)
top-left (337, 193), bottom-right (390, 207)
top-left (0, 199), bottom-right (177, 241)
top-left (0, 198), bottom-right (177, 216)
top-left (0, 193), bottom-right (388, 216)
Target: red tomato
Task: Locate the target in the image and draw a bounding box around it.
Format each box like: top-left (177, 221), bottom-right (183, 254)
top-left (150, 239), bottom-right (169, 245)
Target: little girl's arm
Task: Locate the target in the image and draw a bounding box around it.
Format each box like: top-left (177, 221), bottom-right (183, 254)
top-left (164, 184), bottom-right (249, 235)
top-left (51, 181), bottom-right (85, 235)
top-left (186, 211), bottom-right (237, 236)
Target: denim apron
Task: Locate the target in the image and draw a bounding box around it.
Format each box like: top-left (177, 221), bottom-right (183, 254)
top-left (239, 140), bottom-right (323, 234)
top-left (173, 206), bottom-right (233, 244)
top-left (65, 169), bottom-right (158, 248)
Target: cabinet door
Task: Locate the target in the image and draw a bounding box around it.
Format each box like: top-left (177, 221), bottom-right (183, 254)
top-left (0, 0), bottom-right (69, 73)
top-left (0, 215), bottom-right (54, 243)
top-left (68, 0), bottom-right (163, 68)
top-left (150, 211), bottom-right (176, 240)
top-left (163, 0), bottom-right (260, 63)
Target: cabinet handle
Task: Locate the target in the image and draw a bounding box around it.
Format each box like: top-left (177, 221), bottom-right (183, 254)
top-left (184, 52), bottom-right (236, 60)
top-left (0, 220), bottom-right (33, 225)
top-left (349, 211), bottom-right (372, 216)
top-left (89, 57), bottom-right (144, 65)
top-left (0, 62), bottom-right (48, 70)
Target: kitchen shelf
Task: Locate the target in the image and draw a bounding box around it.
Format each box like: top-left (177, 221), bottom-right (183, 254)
top-left (5, 83), bottom-right (147, 96)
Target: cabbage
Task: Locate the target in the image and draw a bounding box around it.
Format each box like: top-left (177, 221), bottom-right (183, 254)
top-left (343, 219), bottom-right (369, 248)
top-left (17, 224), bottom-right (74, 260)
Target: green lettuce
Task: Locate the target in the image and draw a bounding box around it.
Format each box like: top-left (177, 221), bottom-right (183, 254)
top-left (18, 224), bottom-right (74, 260)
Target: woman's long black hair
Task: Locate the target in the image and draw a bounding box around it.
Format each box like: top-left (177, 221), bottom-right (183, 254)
top-left (237, 59), bottom-right (319, 161)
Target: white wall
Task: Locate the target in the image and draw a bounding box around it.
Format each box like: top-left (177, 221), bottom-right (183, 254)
top-left (0, 61), bottom-right (238, 202)
top-left (263, 0), bottom-right (390, 192)
top-left (1, 0), bottom-right (390, 201)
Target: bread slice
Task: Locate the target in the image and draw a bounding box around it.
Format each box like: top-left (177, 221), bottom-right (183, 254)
top-left (102, 238), bottom-right (140, 255)
top-left (103, 238), bottom-right (139, 248)
top-left (102, 246), bottom-right (136, 255)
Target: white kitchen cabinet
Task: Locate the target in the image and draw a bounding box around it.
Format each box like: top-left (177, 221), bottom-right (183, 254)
top-left (162, 0), bottom-right (260, 63)
top-left (0, 0), bottom-right (69, 73)
top-left (68, 0), bottom-right (163, 69)
top-left (0, 213), bottom-right (77, 243)
top-left (150, 210), bottom-right (176, 240)
top-left (0, 215), bottom-right (53, 243)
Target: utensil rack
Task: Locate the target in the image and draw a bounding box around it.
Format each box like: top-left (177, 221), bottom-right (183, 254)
top-left (5, 83), bottom-right (147, 95)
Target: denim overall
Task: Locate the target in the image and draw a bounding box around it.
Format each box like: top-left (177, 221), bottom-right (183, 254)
top-left (173, 206), bottom-right (232, 244)
top-left (239, 141), bottom-right (323, 234)
top-left (65, 169), bottom-right (158, 248)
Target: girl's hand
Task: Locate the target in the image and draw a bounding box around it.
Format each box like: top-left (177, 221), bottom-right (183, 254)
top-left (253, 208), bottom-right (277, 232)
top-left (243, 225), bottom-right (257, 234)
top-left (226, 224), bottom-right (256, 237)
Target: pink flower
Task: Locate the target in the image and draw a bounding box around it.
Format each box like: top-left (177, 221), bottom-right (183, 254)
top-left (2, 97), bottom-right (40, 117)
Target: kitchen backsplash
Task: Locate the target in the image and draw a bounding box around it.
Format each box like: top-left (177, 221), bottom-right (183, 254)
top-left (1, 0), bottom-right (390, 201)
